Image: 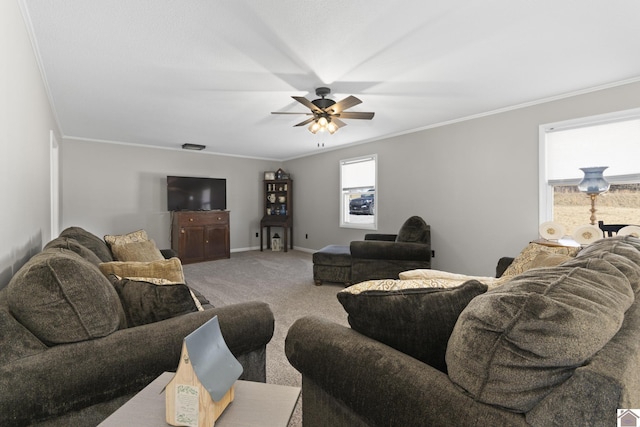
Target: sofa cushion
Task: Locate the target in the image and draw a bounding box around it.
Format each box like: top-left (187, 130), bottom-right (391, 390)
top-left (446, 257), bottom-right (635, 412)
top-left (0, 309), bottom-right (46, 365)
top-left (500, 242), bottom-right (581, 278)
top-left (110, 239), bottom-right (164, 262)
top-left (576, 236), bottom-right (640, 293)
top-left (98, 258), bottom-right (185, 283)
top-left (395, 216), bottom-right (429, 243)
top-left (338, 279), bottom-right (487, 373)
top-left (108, 275), bottom-right (198, 327)
top-left (59, 226), bottom-right (114, 262)
top-left (104, 229), bottom-right (149, 248)
top-left (6, 249), bottom-right (125, 346)
top-left (43, 236), bottom-right (102, 266)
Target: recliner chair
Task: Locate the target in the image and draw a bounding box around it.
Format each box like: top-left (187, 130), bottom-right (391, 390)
top-left (313, 216), bottom-right (431, 285)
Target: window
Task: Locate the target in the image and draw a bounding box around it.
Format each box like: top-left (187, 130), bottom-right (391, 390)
top-left (340, 155), bottom-right (377, 229)
top-left (539, 109), bottom-right (640, 236)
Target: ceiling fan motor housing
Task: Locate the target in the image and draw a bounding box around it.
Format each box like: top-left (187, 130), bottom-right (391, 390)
top-left (312, 87), bottom-right (335, 110)
top-left (312, 98), bottom-right (336, 110)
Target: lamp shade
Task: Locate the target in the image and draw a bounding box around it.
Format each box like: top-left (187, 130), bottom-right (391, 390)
top-left (578, 166), bottom-right (610, 195)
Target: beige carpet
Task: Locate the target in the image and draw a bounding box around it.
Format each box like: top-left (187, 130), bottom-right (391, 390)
top-left (182, 250), bottom-right (349, 426)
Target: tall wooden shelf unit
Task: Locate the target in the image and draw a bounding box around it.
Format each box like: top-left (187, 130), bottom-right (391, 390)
top-left (260, 178), bottom-right (293, 252)
top-left (171, 211), bottom-right (230, 264)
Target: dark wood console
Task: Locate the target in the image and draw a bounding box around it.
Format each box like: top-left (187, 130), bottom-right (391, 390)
top-left (171, 211), bottom-right (230, 264)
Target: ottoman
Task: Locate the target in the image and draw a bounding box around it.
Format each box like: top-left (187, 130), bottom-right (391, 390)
top-left (312, 245), bottom-right (352, 286)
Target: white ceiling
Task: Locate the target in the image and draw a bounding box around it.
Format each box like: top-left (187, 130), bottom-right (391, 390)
top-left (21, 0), bottom-right (640, 160)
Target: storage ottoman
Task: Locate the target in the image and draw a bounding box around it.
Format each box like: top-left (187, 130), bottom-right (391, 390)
top-left (312, 245), bottom-right (352, 286)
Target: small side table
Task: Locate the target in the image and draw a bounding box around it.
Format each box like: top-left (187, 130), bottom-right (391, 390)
top-left (99, 372), bottom-right (300, 427)
top-left (260, 215), bottom-right (293, 252)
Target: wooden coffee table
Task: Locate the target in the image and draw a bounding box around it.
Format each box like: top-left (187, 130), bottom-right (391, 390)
top-left (98, 372), bottom-right (301, 427)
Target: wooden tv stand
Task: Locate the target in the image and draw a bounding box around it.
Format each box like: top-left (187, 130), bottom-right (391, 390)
top-left (171, 211), bottom-right (230, 264)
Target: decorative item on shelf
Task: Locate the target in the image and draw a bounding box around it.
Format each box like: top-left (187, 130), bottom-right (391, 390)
top-left (267, 193), bottom-right (276, 203)
top-left (264, 171), bottom-right (275, 180)
top-left (539, 221), bottom-right (565, 241)
top-left (577, 166), bottom-right (610, 225)
top-left (271, 233), bottom-right (282, 251)
top-left (278, 196), bottom-right (286, 203)
top-left (165, 316), bottom-right (243, 427)
top-left (275, 168), bottom-right (284, 180)
top-left (573, 224), bottom-right (602, 245)
top-left (618, 225), bottom-right (640, 238)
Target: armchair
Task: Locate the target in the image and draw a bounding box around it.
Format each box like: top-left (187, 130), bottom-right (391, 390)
top-left (350, 216), bottom-right (431, 283)
top-left (312, 216), bottom-right (431, 285)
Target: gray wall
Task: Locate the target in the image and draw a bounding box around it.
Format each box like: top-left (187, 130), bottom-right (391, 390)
top-left (60, 139), bottom-right (281, 250)
top-left (285, 81), bottom-right (640, 276)
top-left (4, 0), bottom-right (640, 285)
top-left (1, 1), bottom-right (61, 289)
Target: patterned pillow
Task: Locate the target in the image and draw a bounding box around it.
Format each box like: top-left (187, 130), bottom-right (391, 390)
top-left (500, 242), bottom-right (581, 278)
top-left (110, 239), bottom-right (164, 262)
top-left (338, 279), bottom-right (487, 373)
top-left (104, 229), bottom-right (149, 248)
top-left (398, 269), bottom-right (506, 290)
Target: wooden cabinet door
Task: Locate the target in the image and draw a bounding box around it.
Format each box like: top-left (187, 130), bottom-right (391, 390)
top-left (205, 225), bottom-right (230, 260)
top-left (180, 225), bottom-right (205, 263)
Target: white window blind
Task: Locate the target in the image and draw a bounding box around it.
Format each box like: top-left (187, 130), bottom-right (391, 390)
top-left (546, 118), bottom-right (640, 184)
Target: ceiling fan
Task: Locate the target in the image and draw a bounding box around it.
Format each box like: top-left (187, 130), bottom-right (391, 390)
top-left (271, 87), bottom-right (374, 134)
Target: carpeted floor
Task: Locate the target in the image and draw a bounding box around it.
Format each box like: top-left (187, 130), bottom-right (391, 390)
top-left (183, 249), bottom-right (349, 427)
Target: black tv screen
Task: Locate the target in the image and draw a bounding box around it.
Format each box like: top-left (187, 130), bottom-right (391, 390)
top-left (167, 176), bottom-right (227, 211)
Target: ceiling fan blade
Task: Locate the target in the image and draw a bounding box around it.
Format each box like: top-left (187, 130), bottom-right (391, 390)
top-left (331, 117), bottom-right (347, 128)
top-left (292, 96), bottom-right (324, 113)
top-left (336, 111), bottom-right (375, 120)
top-left (294, 117), bottom-right (316, 127)
top-left (326, 95), bottom-right (361, 114)
top-left (271, 111), bottom-right (312, 115)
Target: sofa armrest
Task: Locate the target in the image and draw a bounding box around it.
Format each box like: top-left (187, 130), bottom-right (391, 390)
top-left (350, 240), bottom-right (430, 261)
top-left (286, 317), bottom-right (527, 427)
top-left (0, 301), bottom-right (274, 426)
top-left (161, 248), bottom-right (179, 259)
top-left (364, 233), bottom-right (397, 241)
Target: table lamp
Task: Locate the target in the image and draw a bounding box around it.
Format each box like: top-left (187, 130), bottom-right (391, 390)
top-left (577, 166), bottom-right (610, 225)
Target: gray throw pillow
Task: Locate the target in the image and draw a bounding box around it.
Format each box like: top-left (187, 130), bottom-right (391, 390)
top-left (108, 275), bottom-right (198, 327)
top-left (337, 280), bottom-right (487, 373)
top-left (395, 216), bottom-right (429, 243)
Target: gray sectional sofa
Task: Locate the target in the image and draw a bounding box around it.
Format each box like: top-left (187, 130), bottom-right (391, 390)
top-left (0, 227), bottom-right (274, 426)
top-left (287, 236), bottom-right (640, 426)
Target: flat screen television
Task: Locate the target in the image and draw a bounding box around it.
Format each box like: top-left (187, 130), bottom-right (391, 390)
top-left (167, 176), bottom-right (227, 211)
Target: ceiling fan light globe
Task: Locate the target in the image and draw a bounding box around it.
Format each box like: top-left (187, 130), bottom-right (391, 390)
top-left (309, 122), bottom-right (320, 134)
top-left (318, 117), bottom-right (328, 127)
top-left (327, 122), bottom-right (338, 134)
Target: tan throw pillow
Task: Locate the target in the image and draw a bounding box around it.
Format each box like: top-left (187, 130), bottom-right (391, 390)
top-left (104, 230), bottom-right (149, 248)
top-left (111, 240), bottom-right (164, 262)
top-left (501, 242), bottom-right (581, 278)
top-left (99, 258), bottom-right (185, 283)
top-left (529, 252), bottom-right (572, 269)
